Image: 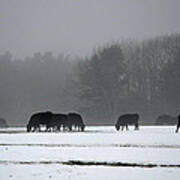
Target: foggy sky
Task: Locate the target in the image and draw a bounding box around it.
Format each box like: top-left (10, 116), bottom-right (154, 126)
top-left (0, 0), bottom-right (180, 59)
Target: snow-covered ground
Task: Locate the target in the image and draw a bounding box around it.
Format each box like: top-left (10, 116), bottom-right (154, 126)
top-left (0, 126), bottom-right (180, 179)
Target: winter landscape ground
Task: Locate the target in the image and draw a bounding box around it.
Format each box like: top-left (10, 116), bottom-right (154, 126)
top-left (0, 126), bottom-right (180, 180)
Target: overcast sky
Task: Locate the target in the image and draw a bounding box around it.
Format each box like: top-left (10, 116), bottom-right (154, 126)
top-left (0, 0), bottom-right (180, 59)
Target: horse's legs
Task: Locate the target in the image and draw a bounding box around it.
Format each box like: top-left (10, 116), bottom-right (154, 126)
top-left (45, 126), bottom-right (48, 132)
top-left (38, 126), bottom-right (41, 132)
top-left (69, 126), bottom-right (72, 131)
top-left (32, 127), bottom-right (36, 132)
top-left (81, 126), bottom-right (84, 132)
top-left (74, 125), bottom-right (76, 131)
top-left (126, 125), bottom-right (129, 131)
top-left (121, 126), bottom-right (124, 131)
top-left (63, 125), bottom-right (66, 131)
top-left (134, 123), bottom-right (139, 130)
top-left (176, 126), bottom-right (179, 133)
top-left (48, 127), bottom-right (51, 132)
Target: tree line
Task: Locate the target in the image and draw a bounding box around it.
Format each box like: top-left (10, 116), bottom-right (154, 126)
top-left (0, 33), bottom-right (180, 126)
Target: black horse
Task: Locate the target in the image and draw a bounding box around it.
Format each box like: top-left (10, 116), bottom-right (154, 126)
top-left (176, 115), bottom-right (180, 133)
top-left (50, 113), bottom-right (68, 131)
top-left (115, 114), bottom-right (139, 131)
top-left (67, 112), bottom-right (85, 131)
top-left (27, 111), bottom-right (53, 132)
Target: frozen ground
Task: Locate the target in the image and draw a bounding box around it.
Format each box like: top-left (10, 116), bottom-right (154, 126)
top-left (0, 126), bottom-right (180, 179)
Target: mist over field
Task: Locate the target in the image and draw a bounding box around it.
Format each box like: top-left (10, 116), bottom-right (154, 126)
top-left (1, 34), bottom-right (180, 126)
top-left (1, 0), bottom-right (180, 126)
top-left (1, 1), bottom-right (180, 179)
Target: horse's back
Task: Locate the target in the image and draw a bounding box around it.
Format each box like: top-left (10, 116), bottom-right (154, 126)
top-left (68, 113), bottom-right (83, 123)
top-left (118, 114), bottom-right (139, 124)
top-left (51, 113), bottom-right (68, 125)
top-left (155, 115), bottom-right (177, 125)
top-left (28, 111), bottom-right (52, 125)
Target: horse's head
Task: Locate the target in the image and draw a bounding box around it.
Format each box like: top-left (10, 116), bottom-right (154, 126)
top-left (115, 124), bottom-right (120, 131)
top-left (26, 124), bottom-right (31, 132)
top-left (81, 124), bottom-right (85, 131)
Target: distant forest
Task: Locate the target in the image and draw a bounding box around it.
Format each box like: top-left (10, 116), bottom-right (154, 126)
top-left (1, 33), bottom-right (180, 126)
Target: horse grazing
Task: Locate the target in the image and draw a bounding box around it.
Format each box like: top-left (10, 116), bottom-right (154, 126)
top-left (176, 115), bottom-right (180, 133)
top-left (50, 113), bottom-right (68, 131)
top-left (115, 114), bottom-right (139, 131)
top-left (0, 118), bottom-right (8, 128)
top-left (27, 111), bottom-right (53, 132)
top-left (155, 115), bottom-right (177, 125)
top-left (67, 113), bottom-right (85, 131)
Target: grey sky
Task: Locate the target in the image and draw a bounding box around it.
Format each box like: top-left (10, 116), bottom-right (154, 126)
top-left (0, 0), bottom-right (180, 59)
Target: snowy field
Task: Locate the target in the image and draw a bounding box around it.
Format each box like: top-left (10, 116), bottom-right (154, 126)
top-left (0, 126), bottom-right (180, 180)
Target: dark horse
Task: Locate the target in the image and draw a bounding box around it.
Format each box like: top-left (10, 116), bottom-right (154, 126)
top-left (155, 115), bottom-right (177, 125)
top-left (176, 115), bottom-right (180, 133)
top-left (115, 114), bottom-right (139, 131)
top-left (67, 112), bottom-right (85, 131)
top-left (50, 113), bottom-right (68, 131)
top-left (27, 111), bottom-right (53, 132)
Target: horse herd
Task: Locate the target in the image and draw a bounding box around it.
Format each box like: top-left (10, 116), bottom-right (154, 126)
top-left (27, 111), bottom-right (85, 132)
top-left (26, 111), bottom-right (180, 133)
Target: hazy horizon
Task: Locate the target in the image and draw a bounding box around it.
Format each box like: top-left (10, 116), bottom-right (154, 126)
top-left (1, 0), bottom-right (180, 59)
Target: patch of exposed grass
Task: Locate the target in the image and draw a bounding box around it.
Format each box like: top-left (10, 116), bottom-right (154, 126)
top-left (1, 160), bottom-right (180, 168)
